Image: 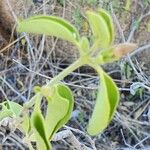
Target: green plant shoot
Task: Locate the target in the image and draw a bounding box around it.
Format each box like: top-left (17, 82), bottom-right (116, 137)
top-left (0, 8), bottom-right (137, 150)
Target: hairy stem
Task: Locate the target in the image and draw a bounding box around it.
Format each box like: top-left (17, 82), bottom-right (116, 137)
top-left (46, 57), bottom-right (86, 87)
top-left (25, 57), bottom-right (87, 108)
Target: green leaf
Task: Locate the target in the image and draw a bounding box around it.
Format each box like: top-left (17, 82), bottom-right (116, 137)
top-left (53, 84), bottom-right (74, 133)
top-left (31, 94), bottom-right (51, 150)
top-left (7, 101), bottom-right (23, 117)
top-left (0, 101), bottom-right (23, 120)
top-left (0, 101), bottom-right (10, 114)
top-left (95, 47), bottom-right (117, 64)
top-left (0, 102), bottom-right (12, 121)
top-left (0, 110), bottom-right (13, 121)
top-left (79, 36), bottom-right (90, 55)
top-left (86, 10), bottom-right (111, 49)
top-left (7, 101), bottom-right (31, 135)
top-left (17, 15), bottom-right (80, 46)
top-left (98, 9), bottom-right (114, 45)
top-left (44, 83), bottom-right (74, 139)
top-left (0, 100), bottom-right (30, 135)
top-left (87, 67), bottom-right (119, 136)
top-left (32, 112), bottom-right (51, 150)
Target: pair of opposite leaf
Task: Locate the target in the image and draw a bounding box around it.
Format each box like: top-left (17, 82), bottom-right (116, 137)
top-left (0, 100), bottom-right (30, 134)
top-left (16, 8), bottom-right (137, 148)
top-left (0, 83), bottom-right (73, 150)
top-left (30, 83), bottom-right (74, 149)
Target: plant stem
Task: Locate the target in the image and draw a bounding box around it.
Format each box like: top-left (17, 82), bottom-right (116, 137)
top-left (46, 57), bottom-right (86, 87)
top-left (25, 57), bottom-right (86, 108)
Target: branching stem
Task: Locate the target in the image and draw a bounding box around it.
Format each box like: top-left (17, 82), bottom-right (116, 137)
top-left (24, 56), bottom-right (89, 108)
top-left (46, 57), bottom-right (87, 87)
